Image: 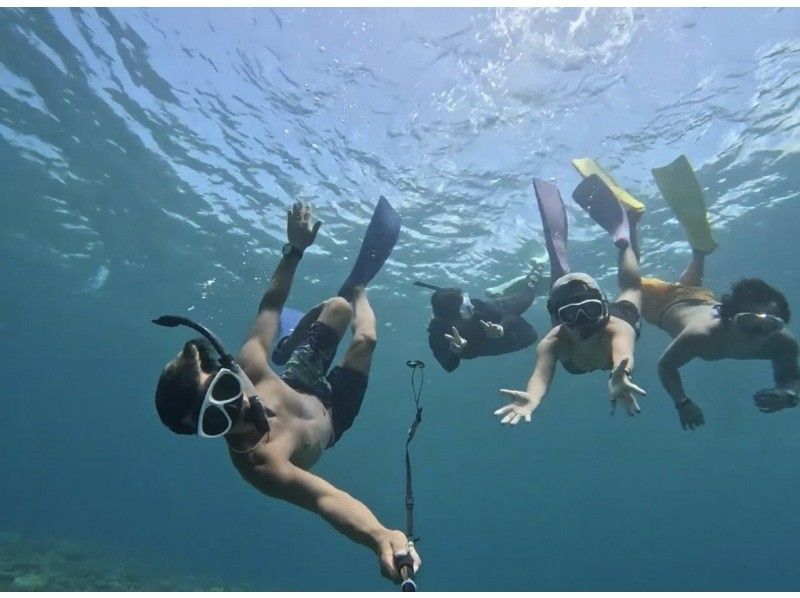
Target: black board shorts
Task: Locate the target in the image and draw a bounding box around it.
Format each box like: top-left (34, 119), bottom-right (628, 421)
top-left (279, 321), bottom-right (368, 446)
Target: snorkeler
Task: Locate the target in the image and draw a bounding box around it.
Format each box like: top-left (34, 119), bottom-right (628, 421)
top-left (641, 155), bottom-right (800, 430)
top-left (415, 261), bottom-right (544, 372)
top-left (152, 199), bottom-right (420, 585)
top-left (493, 165), bottom-right (647, 426)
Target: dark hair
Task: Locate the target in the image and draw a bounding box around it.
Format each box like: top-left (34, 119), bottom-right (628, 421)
top-left (431, 288), bottom-right (464, 320)
top-left (718, 278), bottom-right (790, 323)
top-left (154, 344), bottom-right (209, 435)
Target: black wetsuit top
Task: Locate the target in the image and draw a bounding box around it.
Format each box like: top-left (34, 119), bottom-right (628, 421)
top-left (428, 292), bottom-right (538, 372)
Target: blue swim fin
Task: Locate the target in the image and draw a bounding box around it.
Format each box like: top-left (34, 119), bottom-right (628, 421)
top-left (278, 307), bottom-right (303, 338)
top-left (533, 178), bottom-right (570, 282)
top-left (271, 307), bottom-right (304, 366)
top-left (338, 196), bottom-right (401, 300)
top-left (572, 174), bottom-right (630, 248)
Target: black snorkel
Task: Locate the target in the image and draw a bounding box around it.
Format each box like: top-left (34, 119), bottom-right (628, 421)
top-left (153, 315), bottom-right (238, 370)
top-left (412, 281), bottom-right (445, 291)
top-left (153, 314), bottom-right (271, 436)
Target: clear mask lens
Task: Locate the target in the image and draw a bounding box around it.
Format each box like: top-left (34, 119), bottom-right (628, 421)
top-left (557, 299), bottom-right (604, 325)
top-left (734, 312), bottom-right (784, 335)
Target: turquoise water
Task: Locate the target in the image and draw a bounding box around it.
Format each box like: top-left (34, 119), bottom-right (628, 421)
top-left (2, 7), bottom-right (800, 591)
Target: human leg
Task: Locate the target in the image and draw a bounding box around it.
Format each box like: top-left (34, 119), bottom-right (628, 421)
top-left (677, 249), bottom-right (706, 288)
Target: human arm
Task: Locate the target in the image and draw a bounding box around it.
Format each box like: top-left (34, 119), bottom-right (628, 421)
top-left (494, 330), bottom-right (559, 425)
top-left (248, 460), bottom-right (420, 584)
top-left (771, 331), bottom-right (800, 391)
top-left (489, 314), bottom-right (538, 352)
top-left (754, 331), bottom-right (800, 413)
top-left (607, 320), bottom-right (647, 417)
top-left (429, 321), bottom-right (460, 372)
top-left (657, 331), bottom-right (705, 429)
top-left (238, 202), bottom-right (321, 375)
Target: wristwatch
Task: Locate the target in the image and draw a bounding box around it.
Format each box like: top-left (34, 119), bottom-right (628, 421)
top-left (282, 243), bottom-right (303, 259)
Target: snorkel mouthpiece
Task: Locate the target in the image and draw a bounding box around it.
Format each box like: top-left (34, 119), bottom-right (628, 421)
top-left (248, 396), bottom-right (271, 435)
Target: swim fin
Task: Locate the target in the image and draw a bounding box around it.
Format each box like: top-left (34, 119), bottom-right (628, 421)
top-left (533, 178), bottom-right (570, 282)
top-left (571, 158), bottom-right (645, 213)
top-left (278, 307), bottom-right (303, 338)
top-left (485, 238), bottom-right (548, 298)
top-left (651, 154), bottom-right (716, 254)
top-left (271, 307), bottom-right (304, 366)
top-left (572, 174), bottom-right (630, 248)
top-left (485, 261), bottom-right (547, 300)
top-left (338, 196), bottom-right (401, 300)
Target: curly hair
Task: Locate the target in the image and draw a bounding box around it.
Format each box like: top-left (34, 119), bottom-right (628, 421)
top-left (718, 278), bottom-right (790, 323)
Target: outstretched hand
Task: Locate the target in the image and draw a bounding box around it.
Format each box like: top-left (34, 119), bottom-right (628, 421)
top-left (480, 320), bottom-right (504, 338)
top-left (287, 201), bottom-right (322, 250)
top-left (494, 389), bottom-right (535, 426)
top-left (444, 327), bottom-right (468, 354)
top-left (754, 388), bottom-right (800, 414)
top-left (608, 358), bottom-right (646, 416)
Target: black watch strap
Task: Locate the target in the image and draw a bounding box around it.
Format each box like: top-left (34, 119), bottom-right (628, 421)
top-left (283, 243), bottom-right (304, 259)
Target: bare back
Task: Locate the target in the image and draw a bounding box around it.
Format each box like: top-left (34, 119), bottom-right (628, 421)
top-left (662, 303), bottom-right (796, 363)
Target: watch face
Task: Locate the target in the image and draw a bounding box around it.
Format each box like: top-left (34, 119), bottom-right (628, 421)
top-left (282, 243), bottom-right (292, 256)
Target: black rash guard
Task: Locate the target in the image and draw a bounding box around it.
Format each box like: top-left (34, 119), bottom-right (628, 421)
top-left (427, 293), bottom-right (538, 372)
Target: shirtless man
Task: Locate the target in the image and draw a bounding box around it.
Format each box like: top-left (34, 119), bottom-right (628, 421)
top-left (153, 202), bottom-right (420, 585)
top-left (641, 154), bottom-right (799, 429)
top-left (643, 255), bottom-right (800, 430)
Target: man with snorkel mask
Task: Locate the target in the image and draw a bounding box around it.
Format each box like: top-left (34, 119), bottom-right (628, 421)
top-left (152, 201), bottom-right (420, 586)
top-left (640, 154), bottom-right (800, 429)
top-left (650, 276), bottom-right (800, 429)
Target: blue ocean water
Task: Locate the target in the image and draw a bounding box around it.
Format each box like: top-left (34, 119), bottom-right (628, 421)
top-left (2, 6), bottom-right (800, 591)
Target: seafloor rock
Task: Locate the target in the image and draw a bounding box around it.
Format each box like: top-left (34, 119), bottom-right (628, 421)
top-left (0, 532), bottom-right (244, 591)
top-left (11, 573), bottom-right (47, 591)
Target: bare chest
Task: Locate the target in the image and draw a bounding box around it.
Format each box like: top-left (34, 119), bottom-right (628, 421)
top-left (561, 334), bottom-right (610, 373)
top-left (259, 379), bottom-right (333, 467)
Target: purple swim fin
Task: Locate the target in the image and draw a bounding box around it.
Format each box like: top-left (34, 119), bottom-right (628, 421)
top-left (572, 174), bottom-right (630, 248)
top-left (533, 178), bottom-right (570, 283)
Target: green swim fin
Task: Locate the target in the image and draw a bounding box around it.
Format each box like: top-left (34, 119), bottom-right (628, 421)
top-left (651, 155), bottom-right (716, 254)
top-left (571, 158), bottom-right (645, 213)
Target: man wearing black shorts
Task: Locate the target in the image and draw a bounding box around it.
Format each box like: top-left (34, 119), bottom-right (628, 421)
top-left (153, 202), bottom-right (420, 585)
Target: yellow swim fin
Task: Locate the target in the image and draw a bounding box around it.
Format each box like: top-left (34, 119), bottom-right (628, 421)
top-left (571, 157), bottom-right (645, 213)
top-left (651, 155), bottom-right (717, 254)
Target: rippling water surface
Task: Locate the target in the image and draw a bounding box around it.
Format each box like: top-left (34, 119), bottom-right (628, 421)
top-left (2, 7), bottom-right (800, 591)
